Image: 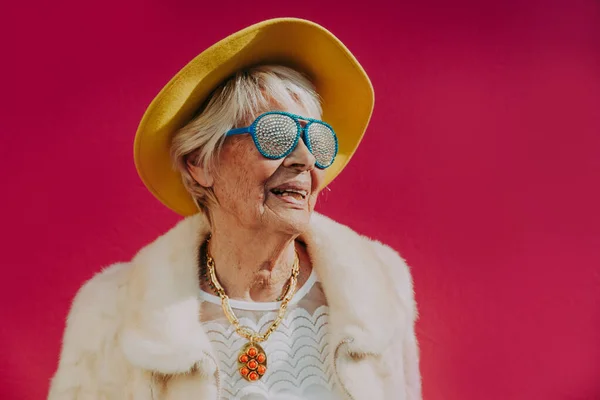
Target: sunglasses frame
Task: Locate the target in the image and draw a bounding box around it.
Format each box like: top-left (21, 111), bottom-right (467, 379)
top-left (226, 111), bottom-right (338, 169)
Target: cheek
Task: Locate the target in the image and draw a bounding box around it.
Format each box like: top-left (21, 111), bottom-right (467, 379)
top-left (215, 140), bottom-right (280, 202)
top-left (308, 170), bottom-right (326, 208)
top-left (311, 169), bottom-right (327, 191)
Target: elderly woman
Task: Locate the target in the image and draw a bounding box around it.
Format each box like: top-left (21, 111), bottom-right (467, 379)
top-left (48, 18), bottom-right (421, 400)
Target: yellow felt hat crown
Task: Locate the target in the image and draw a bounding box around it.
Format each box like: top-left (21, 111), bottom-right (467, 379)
top-left (134, 17), bottom-right (374, 216)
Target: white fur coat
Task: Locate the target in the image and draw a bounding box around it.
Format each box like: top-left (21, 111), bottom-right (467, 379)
top-left (48, 213), bottom-right (421, 400)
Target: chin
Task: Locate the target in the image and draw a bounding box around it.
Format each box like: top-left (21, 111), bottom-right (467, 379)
top-left (271, 209), bottom-right (313, 235)
top-left (262, 193), bottom-right (314, 234)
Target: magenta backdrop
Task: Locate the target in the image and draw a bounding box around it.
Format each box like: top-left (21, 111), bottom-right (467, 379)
top-left (1, 0), bottom-right (599, 399)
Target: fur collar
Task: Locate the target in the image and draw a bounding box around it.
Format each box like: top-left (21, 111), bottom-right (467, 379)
top-left (118, 212), bottom-right (404, 374)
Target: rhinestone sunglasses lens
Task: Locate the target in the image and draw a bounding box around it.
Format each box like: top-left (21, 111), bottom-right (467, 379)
top-left (306, 123), bottom-right (337, 168)
top-left (254, 114), bottom-right (299, 158)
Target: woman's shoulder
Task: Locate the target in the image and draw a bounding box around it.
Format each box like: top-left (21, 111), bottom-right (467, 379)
top-left (58, 262), bottom-right (132, 357)
top-left (63, 215), bottom-right (204, 330)
top-left (310, 212), bottom-right (411, 266)
top-left (71, 262), bottom-right (131, 310)
top-left (309, 213), bottom-right (416, 308)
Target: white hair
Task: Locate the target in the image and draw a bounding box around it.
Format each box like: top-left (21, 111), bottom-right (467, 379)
top-left (170, 64), bottom-right (323, 217)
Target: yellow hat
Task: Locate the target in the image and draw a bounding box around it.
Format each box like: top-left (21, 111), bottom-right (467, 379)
top-left (134, 17), bottom-right (374, 216)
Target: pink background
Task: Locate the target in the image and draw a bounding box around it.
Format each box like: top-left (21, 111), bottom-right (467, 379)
top-left (1, 0), bottom-right (599, 399)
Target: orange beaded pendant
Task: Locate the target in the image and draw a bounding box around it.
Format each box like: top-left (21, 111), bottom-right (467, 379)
top-left (238, 342), bottom-right (268, 381)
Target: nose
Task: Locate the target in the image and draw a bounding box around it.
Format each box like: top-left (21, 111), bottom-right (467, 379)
top-left (283, 135), bottom-right (316, 171)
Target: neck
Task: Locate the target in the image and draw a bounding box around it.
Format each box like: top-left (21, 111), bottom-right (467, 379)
top-left (203, 217), bottom-right (310, 302)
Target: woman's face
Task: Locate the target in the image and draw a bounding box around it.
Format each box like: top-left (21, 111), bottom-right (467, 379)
top-left (210, 102), bottom-right (326, 234)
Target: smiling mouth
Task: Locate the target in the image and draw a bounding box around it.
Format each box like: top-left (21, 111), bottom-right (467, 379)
top-left (270, 188), bottom-right (308, 201)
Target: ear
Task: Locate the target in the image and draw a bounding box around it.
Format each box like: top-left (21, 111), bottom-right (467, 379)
top-left (187, 159), bottom-right (214, 187)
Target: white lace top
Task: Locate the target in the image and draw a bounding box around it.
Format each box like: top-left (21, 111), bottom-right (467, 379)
top-left (198, 269), bottom-right (344, 400)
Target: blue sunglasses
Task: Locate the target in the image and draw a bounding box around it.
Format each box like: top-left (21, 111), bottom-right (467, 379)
top-left (226, 111), bottom-right (338, 169)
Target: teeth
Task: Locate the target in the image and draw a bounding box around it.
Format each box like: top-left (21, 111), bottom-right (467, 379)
top-left (271, 188), bottom-right (308, 198)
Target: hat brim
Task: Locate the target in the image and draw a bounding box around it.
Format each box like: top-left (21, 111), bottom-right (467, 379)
top-left (134, 17), bottom-right (374, 216)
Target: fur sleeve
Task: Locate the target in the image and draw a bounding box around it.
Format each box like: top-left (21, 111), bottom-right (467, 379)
top-left (48, 263), bottom-right (129, 400)
top-left (370, 241), bottom-right (423, 400)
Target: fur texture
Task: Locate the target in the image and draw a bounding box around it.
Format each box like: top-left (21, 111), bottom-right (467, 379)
top-left (48, 213), bottom-right (421, 400)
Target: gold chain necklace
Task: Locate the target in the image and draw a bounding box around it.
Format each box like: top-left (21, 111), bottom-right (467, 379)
top-left (204, 239), bottom-right (300, 382)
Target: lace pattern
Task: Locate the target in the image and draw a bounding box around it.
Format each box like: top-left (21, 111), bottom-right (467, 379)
top-left (200, 279), bottom-right (342, 399)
